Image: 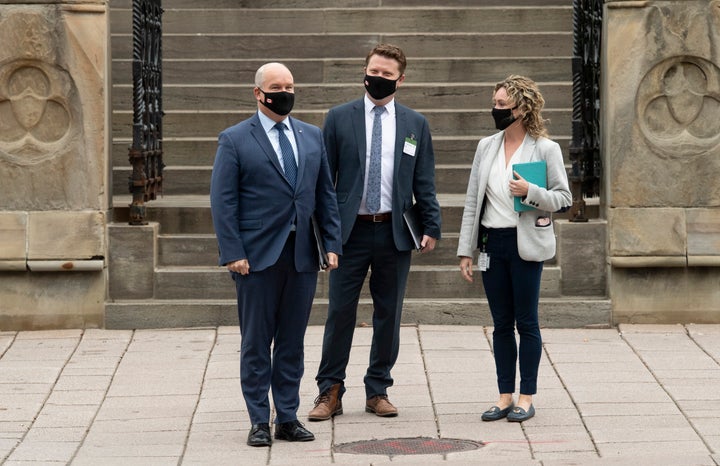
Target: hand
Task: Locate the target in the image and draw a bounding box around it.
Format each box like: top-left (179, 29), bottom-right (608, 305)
top-left (419, 235), bottom-right (436, 254)
top-left (510, 171), bottom-right (529, 197)
top-left (459, 256), bottom-right (474, 283)
top-left (227, 259), bottom-right (250, 275)
top-left (326, 252), bottom-right (339, 271)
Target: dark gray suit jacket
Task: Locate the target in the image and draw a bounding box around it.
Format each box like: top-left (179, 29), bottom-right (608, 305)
top-left (323, 98), bottom-right (441, 250)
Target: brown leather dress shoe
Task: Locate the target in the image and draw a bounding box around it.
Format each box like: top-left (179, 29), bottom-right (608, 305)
top-left (308, 383), bottom-right (343, 421)
top-left (365, 395), bottom-right (398, 417)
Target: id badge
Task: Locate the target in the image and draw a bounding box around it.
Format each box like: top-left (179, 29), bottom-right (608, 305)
top-left (478, 252), bottom-right (490, 272)
top-left (403, 137), bottom-right (417, 156)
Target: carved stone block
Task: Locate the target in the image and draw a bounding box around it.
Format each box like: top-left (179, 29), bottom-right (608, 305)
top-left (0, 212), bottom-right (26, 261)
top-left (0, 3), bottom-right (108, 211)
top-left (605, 1), bottom-right (720, 208)
top-left (608, 207), bottom-right (686, 257)
top-left (27, 211), bottom-right (105, 260)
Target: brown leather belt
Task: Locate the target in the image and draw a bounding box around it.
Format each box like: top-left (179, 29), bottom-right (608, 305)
top-left (357, 213), bottom-right (392, 223)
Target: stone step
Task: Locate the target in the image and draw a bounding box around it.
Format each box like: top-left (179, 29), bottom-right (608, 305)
top-left (153, 264), bottom-right (561, 299)
top-left (112, 109), bottom-right (573, 139)
top-left (111, 136), bottom-right (572, 167)
top-left (157, 231), bottom-right (558, 268)
top-left (157, 233), bottom-right (464, 267)
top-left (111, 57), bottom-right (573, 86)
top-left (110, 0), bottom-right (573, 11)
top-left (111, 0), bottom-right (572, 7)
top-left (110, 7), bottom-right (571, 35)
top-left (113, 194), bottom-right (464, 234)
top-left (112, 194), bottom-right (598, 235)
top-left (110, 32), bottom-right (572, 60)
top-left (104, 297), bottom-right (612, 330)
top-left (113, 164), bottom-right (468, 196)
top-left (112, 82), bottom-right (572, 111)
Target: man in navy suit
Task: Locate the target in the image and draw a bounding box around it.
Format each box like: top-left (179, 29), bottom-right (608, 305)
top-left (210, 62), bottom-right (342, 447)
top-left (308, 44), bottom-right (441, 421)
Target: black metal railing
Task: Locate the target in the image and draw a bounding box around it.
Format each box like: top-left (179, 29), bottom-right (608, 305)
top-left (569, 0), bottom-right (602, 222)
top-left (128, 0), bottom-right (164, 225)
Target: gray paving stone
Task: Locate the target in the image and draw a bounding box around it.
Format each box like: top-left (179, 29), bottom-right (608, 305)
top-left (23, 427), bottom-right (86, 442)
top-left (595, 439), bottom-right (709, 457)
top-left (90, 417), bottom-right (190, 433)
top-left (0, 325), bottom-right (718, 464)
top-left (5, 440), bottom-right (78, 462)
top-left (72, 457), bottom-right (179, 466)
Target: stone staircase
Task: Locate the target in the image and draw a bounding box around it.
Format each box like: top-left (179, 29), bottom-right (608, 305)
top-left (106, 0), bottom-right (610, 329)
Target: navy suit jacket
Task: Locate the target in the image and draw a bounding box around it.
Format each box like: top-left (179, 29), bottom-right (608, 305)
top-left (323, 98), bottom-right (441, 250)
top-left (210, 112), bottom-right (342, 273)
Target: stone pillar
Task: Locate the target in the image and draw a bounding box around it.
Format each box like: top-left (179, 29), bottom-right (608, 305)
top-left (0, 1), bottom-right (109, 329)
top-left (603, 0), bottom-right (720, 323)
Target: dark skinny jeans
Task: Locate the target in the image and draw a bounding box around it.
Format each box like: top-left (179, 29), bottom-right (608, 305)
top-left (481, 227), bottom-right (543, 395)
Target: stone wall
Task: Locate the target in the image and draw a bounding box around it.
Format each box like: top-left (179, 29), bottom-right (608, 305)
top-left (603, 0), bottom-right (720, 322)
top-left (0, 1), bottom-right (109, 329)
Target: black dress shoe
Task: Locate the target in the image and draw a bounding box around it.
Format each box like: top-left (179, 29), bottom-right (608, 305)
top-left (507, 404), bottom-right (535, 422)
top-left (481, 403), bottom-right (514, 421)
top-left (247, 423), bottom-right (272, 447)
top-left (274, 420), bottom-right (315, 442)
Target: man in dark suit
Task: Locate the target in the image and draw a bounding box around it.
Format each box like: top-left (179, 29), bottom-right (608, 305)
top-left (210, 62), bottom-right (342, 447)
top-left (308, 44), bottom-right (441, 421)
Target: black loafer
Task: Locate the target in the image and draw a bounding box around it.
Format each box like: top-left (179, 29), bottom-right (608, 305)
top-left (247, 423), bottom-right (272, 447)
top-left (274, 420), bottom-right (315, 442)
top-left (507, 404), bottom-right (535, 422)
top-left (481, 403), bottom-right (514, 421)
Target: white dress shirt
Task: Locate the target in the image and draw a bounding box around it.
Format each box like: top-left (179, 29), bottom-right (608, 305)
top-left (481, 136), bottom-right (526, 228)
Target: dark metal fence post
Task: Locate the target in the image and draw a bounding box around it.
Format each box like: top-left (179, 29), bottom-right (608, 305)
top-left (569, 0), bottom-right (602, 222)
top-left (128, 0), bottom-right (164, 225)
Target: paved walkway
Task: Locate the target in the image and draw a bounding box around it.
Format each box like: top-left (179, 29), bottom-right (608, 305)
top-left (0, 324), bottom-right (719, 465)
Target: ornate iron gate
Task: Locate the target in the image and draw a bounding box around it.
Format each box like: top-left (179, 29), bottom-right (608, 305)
top-left (128, 0), bottom-right (164, 225)
top-left (569, 0), bottom-right (602, 221)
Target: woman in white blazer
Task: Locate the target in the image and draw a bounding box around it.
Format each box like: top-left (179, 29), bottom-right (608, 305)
top-left (457, 76), bottom-right (571, 422)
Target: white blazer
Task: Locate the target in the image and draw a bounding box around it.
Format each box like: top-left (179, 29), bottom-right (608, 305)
top-left (456, 131), bottom-right (572, 262)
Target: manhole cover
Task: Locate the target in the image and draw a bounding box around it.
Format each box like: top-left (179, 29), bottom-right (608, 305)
top-left (334, 437), bottom-right (483, 456)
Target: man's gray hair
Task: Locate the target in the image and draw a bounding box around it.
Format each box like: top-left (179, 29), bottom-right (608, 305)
top-left (255, 62), bottom-right (289, 88)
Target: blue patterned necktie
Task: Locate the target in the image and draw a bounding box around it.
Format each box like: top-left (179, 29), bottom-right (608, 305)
top-left (366, 105), bottom-right (385, 213)
top-left (274, 122), bottom-right (297, 189)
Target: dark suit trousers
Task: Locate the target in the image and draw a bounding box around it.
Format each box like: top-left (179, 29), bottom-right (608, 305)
top-left (481, 228), bottom-right (543, 395)
top-left (233, 234), bottom-right (318, 425)
top-left (316, 220), bottom-right (412, 399)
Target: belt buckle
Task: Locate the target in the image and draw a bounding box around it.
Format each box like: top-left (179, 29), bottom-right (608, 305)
top-left (372, 214), bottom-right (383, 223)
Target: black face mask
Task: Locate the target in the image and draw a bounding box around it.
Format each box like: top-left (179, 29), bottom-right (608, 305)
top-left (491, 106), bottom-right (518, 131)
top-left (364, 74), bottom-right (399, 100)
top-left (259, 89), bottom-right (295, 116)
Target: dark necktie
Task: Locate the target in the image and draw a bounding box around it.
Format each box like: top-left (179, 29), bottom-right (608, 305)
top-left (366, 106), bottom-right (385, 213)
top-left (274, 122), bottom-right (297, 189)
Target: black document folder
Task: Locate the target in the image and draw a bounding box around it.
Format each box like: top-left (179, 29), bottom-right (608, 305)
top-left (311, 214), bottom-right (330, 270)
top-left (402, 203), bottom-right (423, 251)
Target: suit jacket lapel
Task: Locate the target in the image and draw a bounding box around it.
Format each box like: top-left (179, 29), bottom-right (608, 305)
top-left (250, 114), bottom-right (284, 177)
top-left (250, 113), bottom-right (296, 190)
top-left (479, 132), bottom-right (502, 187)
top-left (394, 104), bottom-right (407, 176)
top-left (351, 100), bottom-right (367, 175)
top-left (518, 133), bottom-right (537, 163)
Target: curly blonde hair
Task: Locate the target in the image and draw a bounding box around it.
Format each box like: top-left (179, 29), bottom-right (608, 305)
top-left (494, 75), bottom-right (548, 139)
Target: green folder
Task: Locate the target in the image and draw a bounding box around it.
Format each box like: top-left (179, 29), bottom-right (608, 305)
top-left (512, 160), bottom-right (546, 212)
